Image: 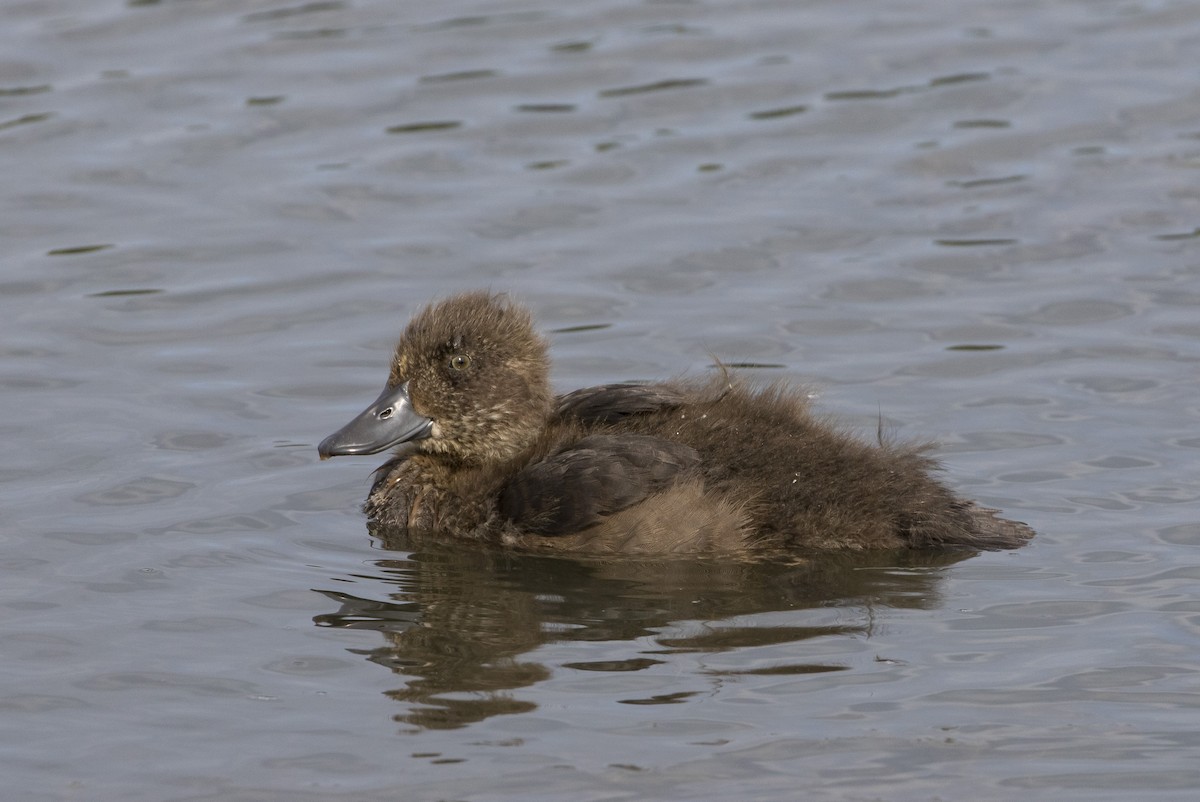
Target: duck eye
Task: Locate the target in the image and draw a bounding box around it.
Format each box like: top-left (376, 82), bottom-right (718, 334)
top-left (449, 354), bottom-right (471, 371)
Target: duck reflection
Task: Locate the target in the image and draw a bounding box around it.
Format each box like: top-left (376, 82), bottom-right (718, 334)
top-left (314, 526), bottom-right (977, 730)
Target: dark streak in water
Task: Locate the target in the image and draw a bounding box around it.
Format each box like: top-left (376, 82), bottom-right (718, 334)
top-left (946, 344), bottom-right (1005, 351)
top-left (562, 658), bottom-right (664, 672)
top-left (272, 28), bottom-right (347, 40)
top-left (415, 12), bottom-right (546, 32)
top-left (930, 72), bottom-right (990, 86)
top-left (618, 691), bottom-right (699, 705)
top-left (950, 175), bottom-right (1026, 189)
top-left (825, 87), bottom-right (908, 101)
top-left (642, 24), bottom-right (710, 35)
top-left (88, 289), bottom-right (164, 298)
top-left (386, 121), bottom-right (462, 134)
top-left (0, 85), bottom-right (52, 96)
top-left (526, 160), bottom-right (569, 170)
top-left (550, 323), bottom-right (613, 333)
top-left (0, 112), bottom-right (53, 131)
top-left (749, 105), bottom-right (808, 120)
top-left (934, 238), bottom-right (1018, 247)
top-left (552, 40), bottom-right (593, 53)
top-left (242, 2), bottom-right (345, 23)
top-left (515, 103), bottom-right (576, 113)
top-left (47, 244), bottom-right (114, 256)
top-left (599, 78), bottom-right (708, 97)
top-left (704, 663), bottom-right (847, 676)
top-left (655, 625), bottom-right (860, 650)
top-left (417, 15), bottom-right (488, 28)
top-left (954, 119), bottom-right (1011, 129)
top-left (419, 69), bottom-right (498, 83)
top-left (1155, 228), bottom-right (1200, 241)
top-left (826, 73), bottom-right (988, 103)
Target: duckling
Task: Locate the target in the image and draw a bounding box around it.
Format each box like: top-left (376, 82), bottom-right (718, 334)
top-left (319, 292), bottom-right (1033, 556)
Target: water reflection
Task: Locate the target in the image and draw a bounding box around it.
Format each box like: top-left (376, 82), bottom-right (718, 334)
top-left (315, 528), bottom-right (978, 731)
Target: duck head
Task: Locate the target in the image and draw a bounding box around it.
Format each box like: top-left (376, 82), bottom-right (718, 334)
top-left (318, 292), bottom-right (553, 466)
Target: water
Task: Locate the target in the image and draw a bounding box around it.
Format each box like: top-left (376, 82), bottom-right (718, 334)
top-left (3, 0), bottom-right (1200, 799)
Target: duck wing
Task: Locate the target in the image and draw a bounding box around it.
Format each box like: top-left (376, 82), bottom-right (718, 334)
top-left (499, 434), bottom-right (700, 536)
top-left (554, 383), bottom-right (685, 424)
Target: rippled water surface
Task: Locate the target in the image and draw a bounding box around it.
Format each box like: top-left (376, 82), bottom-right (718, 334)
top-left (4, 1), bottom-right (1200, 799)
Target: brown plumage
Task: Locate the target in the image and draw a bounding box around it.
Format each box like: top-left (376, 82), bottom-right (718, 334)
top-left (318, 292), bottom-right (1034, 557)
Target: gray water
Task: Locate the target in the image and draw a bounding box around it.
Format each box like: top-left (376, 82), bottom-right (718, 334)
top-left (3, 1), bottom-right (1200, 799)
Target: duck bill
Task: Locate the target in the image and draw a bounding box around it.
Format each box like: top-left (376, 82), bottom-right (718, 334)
top-left (318, 381), bottom-right (432, 459)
